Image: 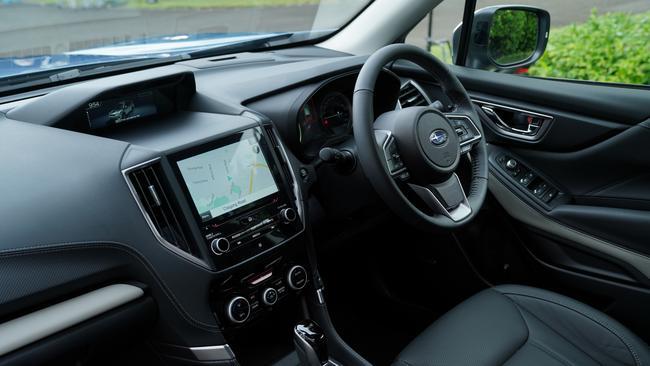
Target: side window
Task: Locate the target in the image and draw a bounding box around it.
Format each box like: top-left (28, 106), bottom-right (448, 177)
top-left (408, 1), bottom-right (650, 86)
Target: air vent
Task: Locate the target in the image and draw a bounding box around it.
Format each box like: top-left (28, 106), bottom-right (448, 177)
top-left (128, 163), bottom-right (194, 255)
top-left (399, 81), bottom-right (429, 108)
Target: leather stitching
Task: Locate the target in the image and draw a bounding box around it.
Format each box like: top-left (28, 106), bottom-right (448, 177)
top-left (0, 241), bottom-right (223, 332)
top-left (529, 339), bottom-right (576, 366)
top-left (521, 306), bottom-right (603, 365)
top-left (492, 289), bottom-right (531, 365)
top-left (501, 290), bottom-right (642, 366)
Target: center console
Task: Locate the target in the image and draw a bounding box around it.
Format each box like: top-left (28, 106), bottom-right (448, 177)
top-left (170, 127), bottom-right (305, 270)
top-left (167, 125), bottom-right (309, 327)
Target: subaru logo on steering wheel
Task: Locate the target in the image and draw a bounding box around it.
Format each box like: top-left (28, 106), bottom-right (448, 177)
top-left (429, 129), bottom-right (448, 146)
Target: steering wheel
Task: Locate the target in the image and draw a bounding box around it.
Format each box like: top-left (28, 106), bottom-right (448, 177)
top-left (353, 44), bottom-right (488, 229)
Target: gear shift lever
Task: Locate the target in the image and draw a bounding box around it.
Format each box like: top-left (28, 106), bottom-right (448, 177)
top-left (293, 320), bottom-right (329, 366)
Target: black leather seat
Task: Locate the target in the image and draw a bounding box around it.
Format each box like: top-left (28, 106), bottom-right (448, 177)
top-left (394, 285), bottom-right (650, 366)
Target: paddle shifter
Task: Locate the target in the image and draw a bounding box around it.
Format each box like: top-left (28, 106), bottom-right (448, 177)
top-left (293, 320), bottom-right (329, 366)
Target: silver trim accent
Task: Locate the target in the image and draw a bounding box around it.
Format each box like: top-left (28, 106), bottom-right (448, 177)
top-left (473, 99), bottom-right (553, 120)
top-left (409, 173), bottom-right (472, 222)
top-left (261, 287), bottom-right (278, 306)
top-left (121, 158), bottom-right (209, 268)
top-left (316, 288), bottom-right (326, 304)
top-left (445, 114), bottom-right (483, 147)
top-left (397, 79), bottom-right (432, 109)
top-left (266, 125), bottom-right (306, 232)
top-left (489, 173), bottom-right (650, 279)
top-left (210, 237), bottom-right (230, 255)
top-left (0, 284), bottom-right (143, 357)
top-left (281, 207), bottom-right (297, 222)
top-left (147, 184), bottom-right (162, 207)
top-left (287, 265), bottom-right (307, 290)
top-left (226, 296), bottom-right (251, 324)
top-left (473, 99), bottom-right (554, 139)
top-left (376, 130), bottom-right (407, 176)
top-left (189, 344), bottom-right (235, 362)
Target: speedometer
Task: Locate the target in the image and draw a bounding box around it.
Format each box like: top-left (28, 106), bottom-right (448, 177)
top-left (319, 92), bottom-right (351, 134)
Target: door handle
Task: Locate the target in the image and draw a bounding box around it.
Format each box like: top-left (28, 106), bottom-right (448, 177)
top-left (475, 100), bottom-right (553, 140)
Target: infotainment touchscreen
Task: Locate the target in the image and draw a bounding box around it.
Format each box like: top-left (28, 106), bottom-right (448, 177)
top-left (176, 130), bottom-right (279, 222)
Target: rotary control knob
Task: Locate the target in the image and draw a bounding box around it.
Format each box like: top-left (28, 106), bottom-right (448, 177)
top-left (210, 237), bottom-right (230, 255)
top-left (280, 208), bottom-right (297, 223)
top-left (506, 159), bottom-right (518, 170)
top-left (261, 287), bottom-right (278, 306)
top-left (226, 296), bottom-right (250, 324)
top-left (287, 265), bottom-right (308, 290)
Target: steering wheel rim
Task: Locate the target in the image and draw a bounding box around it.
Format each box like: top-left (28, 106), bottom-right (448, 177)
top-left (353, 44), bottom-right (488, 229)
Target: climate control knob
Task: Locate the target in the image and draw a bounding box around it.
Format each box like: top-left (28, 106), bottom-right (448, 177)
top-left (281, 208), bottom-right (297, 223)
top-left (226, 296), bottom-right (250, 324)
top-left (287, 265), bottom-right (308, 290)
top-left (262, 287), bottom-right (278, 306)
top-left (210, 237), bottom-right (230, 255)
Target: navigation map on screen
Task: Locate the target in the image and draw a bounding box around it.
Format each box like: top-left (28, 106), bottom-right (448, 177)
top-left (177, 132), bottom-right (278, 222)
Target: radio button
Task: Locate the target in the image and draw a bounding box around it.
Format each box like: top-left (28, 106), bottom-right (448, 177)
top-left (287, 265), bottom-right (307, 290)
top-left (211, 237), bottom-right (230, 255)
top-left (226, 296), bottom-right (250, 324)
top-left (281, 208), bottom-right (297, 223)
top-left (262, 287), bottom-right (278, 306)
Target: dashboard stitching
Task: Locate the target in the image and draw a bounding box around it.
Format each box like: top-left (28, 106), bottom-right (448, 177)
top-left (0, 241), bottom-right (222, 331)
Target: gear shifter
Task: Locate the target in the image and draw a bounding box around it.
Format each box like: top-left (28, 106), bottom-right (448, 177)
top-left (293, 320), bottom-right (329, 366)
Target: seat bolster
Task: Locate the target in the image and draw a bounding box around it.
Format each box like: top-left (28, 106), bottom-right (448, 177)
top-left (394, 288), bottom-right (528, 366)
top-left (394, 285), bottom-right (650, 366)
top-left (495, 285), bottom-right (650, 366)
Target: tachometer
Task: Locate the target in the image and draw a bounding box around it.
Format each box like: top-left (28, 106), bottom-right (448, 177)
top-left (319, 92), bottom-right (351, 134)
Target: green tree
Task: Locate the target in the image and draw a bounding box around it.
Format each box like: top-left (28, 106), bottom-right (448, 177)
top-left (488, 9), bottom-right (538, 65)
top-left (528, 10), bottom-right (650, 85)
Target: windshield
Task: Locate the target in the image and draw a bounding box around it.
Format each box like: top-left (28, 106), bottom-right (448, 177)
top-left (0, 0), bottom-right (371, 88)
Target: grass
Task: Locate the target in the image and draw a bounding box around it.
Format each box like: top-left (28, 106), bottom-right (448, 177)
top-left (26, 0), bottom-right (320, 9)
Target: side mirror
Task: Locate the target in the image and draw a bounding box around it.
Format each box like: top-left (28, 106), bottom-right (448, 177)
top-left (452, 6), bottom-right (550, 71)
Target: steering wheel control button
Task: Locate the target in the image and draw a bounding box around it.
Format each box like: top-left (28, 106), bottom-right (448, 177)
top-left (262, 287), bottom-right (278, 306)
top-left (281, 208), bottom-right (297, 223)
top-left (383, 137), bottom-right (406, 175)
top-left (226, 296), bottom-right (251, 324)
top-left (211, 237), bottom-right (230, 255)
top-left (287, 265), bottom-right (308, 290)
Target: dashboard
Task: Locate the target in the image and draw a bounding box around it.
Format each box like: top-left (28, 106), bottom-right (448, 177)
top-left (294, 71), bottom-right (400, 161)
top-left (0, 47), bottom-right (421, 364)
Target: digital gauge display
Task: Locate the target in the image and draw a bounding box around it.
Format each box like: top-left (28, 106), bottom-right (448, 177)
top-left (86, 90), bottom-right (157, 129)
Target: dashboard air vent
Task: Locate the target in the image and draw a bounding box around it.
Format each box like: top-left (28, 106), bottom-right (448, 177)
top-left (128, 163), bottom-right (194, 255)
top-left (399, 81), bottom-right (429, 108)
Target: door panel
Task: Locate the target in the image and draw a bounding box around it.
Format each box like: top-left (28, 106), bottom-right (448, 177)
top-left (392, 61), bottom-right (650, 337)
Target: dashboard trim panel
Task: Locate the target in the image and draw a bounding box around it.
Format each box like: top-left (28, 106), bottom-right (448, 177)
top-left (0, 284), bottom-right (144, 357)
top-left (122, 157), bottom-right (210, 269)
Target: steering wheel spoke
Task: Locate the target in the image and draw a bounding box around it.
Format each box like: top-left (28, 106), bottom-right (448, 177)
top-left (444, 113), bottom-right (483, 154)
top-left (353, 44), bottom-right (487, 229)
top-left (408, 174), bottom-right (472, 222)
top-left (374, 129), bottom-right (411, 181)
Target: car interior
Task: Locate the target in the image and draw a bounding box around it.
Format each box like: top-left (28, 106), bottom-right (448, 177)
top-left (1, 0), bottom-right (650, 365)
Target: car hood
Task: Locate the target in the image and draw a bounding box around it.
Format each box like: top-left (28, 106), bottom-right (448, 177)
top-left (0, 32), bottom-right (289, 80)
